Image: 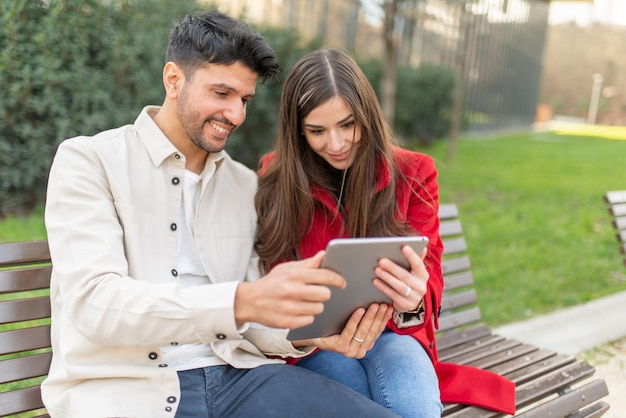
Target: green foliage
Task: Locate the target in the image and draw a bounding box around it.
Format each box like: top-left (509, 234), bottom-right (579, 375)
top-left (1, 1), bottom-right (454, 214)
top-left (353, 59), bottom-right (455, 146)
top-left (0, 0), bottom-right (202, 216)
top-left (395, 63), bottom-right (455, 145)
top-left (226, 28), bottom-right (323, 168)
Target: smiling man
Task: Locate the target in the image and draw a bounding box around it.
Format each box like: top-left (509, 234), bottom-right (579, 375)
top-left (42, 10), bottom-right (398, 418)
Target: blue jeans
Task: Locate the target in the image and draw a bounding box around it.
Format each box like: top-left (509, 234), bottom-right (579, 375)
top-left (175, 363), bottom-right (400, 418)
top-left (297, 330), bottom-right (443, 418)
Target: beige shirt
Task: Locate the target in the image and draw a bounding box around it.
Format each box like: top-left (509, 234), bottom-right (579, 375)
top-left (43, 106), bottom-right (310, 417)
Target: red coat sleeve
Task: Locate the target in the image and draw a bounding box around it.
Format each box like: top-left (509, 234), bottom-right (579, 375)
top-left (386, 149), bottom-right (443, 335)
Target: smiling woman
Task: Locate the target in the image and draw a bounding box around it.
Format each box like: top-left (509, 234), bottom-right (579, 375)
top-left (301, 96), bottom-right (361, 170)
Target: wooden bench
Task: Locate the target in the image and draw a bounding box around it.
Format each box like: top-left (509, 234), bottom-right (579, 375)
top-left (604, 190), bottom-right (626, 267)
top-left (438, 203), bottom-right (609, 417)
top-left (0, 204), bottom-right (611, 417)
top-left (0, 240), bottom-right (51, 418)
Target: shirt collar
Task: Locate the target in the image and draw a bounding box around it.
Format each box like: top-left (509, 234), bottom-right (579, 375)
top-left (134, 105), bottom-right (226, 169)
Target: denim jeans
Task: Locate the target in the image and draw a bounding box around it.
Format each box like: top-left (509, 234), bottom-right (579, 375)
top-left (297, 330), bottom-right (443, 418)
top-left (175, 363), bottom-right (401, 418)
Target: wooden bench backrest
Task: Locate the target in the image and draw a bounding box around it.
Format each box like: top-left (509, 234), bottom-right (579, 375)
top-left (437, 203), bottom-right (482, 334)
top-left (0, 240), bottom-right (52, 418)
top-left (604, 190), bottom-right (626, 266)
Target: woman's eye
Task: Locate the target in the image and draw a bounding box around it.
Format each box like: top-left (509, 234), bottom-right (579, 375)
top-left (342, 121), bottom-right (354, 129)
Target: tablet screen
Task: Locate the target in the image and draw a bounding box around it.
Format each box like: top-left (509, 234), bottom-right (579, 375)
top-left (286, 236), bottom-right (429, 340)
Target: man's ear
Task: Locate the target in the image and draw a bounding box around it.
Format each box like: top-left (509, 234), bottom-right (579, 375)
top-left (163, 61), bottom-right (183, 98)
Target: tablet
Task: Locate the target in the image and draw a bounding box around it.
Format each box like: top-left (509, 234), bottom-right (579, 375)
top-left (286, 236), bottom-right (429, 340)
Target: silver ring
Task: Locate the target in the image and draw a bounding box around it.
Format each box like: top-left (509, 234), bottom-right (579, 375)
top-left (404, 285), bottom-right (412, 297)
top-left (353, 336), bottom-right (365, 343)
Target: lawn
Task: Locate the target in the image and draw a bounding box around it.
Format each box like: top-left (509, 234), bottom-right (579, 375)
top-left (423, 130), bottom-right (626, 326)
top-left (1, 130), bottom-right (625, 328)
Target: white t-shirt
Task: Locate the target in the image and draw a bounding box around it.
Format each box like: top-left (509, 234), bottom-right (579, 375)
top-left (161, 169), bottom-right (226, 370)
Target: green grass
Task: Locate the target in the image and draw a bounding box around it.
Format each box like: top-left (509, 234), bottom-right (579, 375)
top-left (2, 131), bottom-right (626, 329)
top-left (423, 131), bottom-right (626, 327)
top-left (0, 204), bottom-right (46, 242)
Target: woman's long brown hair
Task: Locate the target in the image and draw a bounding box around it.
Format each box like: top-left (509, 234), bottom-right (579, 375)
top-left (255, 49), bottom-right (413, 273)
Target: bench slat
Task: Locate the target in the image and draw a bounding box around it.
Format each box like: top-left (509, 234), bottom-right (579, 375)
top-left (515, 361), bottom-right (596, 408)
top-left (604, 190), bottom-right (626, 204)
top-left (0, 266), bottom-right (52, 293)
top-left (0, 385), bottom-right (46, 416)
top-left (0, 326), bottom-right (51, 356)
top-left (565, 401), bottom-right (611, 418)
top-left (0, 352), bottom-right (52, 384)
top-left (442, 238), bottom-right (468, 255)
top-left (437, 306), bottom-right (482, 333)
top-left (441, 336), bottom-right (516, 364)
top-left (613, 216), bottom-right (626, 230)
top-left (516, 380), bottom-right (609, 418)
top-left (0, 241), bottom-right (50, 267)
top-left (439, 203), bottom-right (459, 220)
top-left (605, 190), bottom-right (626, 268)
top-left (439, 333), bottom-right (504, 360)
top-left (487, 347), bottom-right (556, 377)
top-left (0, 297), bottom-right (51, 324)
top-left (468, 343), bottom-right (539, 370)
top-left (436, 324), bottom-right (492, 351)
top-left (442, 255), bottom-right (471, 275)
top-left (443, 271), bottom-right (474, 291)
top-left (441, 289), bottom-right (477, 311)
top-left (609, 203), bottom-right (626, 217)
top-left (440, 219), bottom-right (463, 237)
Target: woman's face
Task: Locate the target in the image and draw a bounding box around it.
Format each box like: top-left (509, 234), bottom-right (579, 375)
top-left (302, 96), bottom-right (361, 170)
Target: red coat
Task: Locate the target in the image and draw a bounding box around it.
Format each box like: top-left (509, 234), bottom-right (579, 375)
top-left (260, 147), bottom-right (515, 414)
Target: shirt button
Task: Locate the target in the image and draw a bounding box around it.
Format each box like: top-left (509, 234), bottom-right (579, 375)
top-left (216, 333), bottom-right (227, 340)
top-left (174, 154), bottom-right (181, 159)
top-left (172, 177), bottom-right (180, 185)
top-left (167, 396), bottom-right (177, 404)
top-left (171, 269), bottom-right (178, 277)
top-left (159, 363), bottom-right (168, 367)
top-left (148, 352), bottom-right (158, 360)
top-left (166, 406), bottom-right (172, 412)
top-left (170, 223), bottom-right (177, 231)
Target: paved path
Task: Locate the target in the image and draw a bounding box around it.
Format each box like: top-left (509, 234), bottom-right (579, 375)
top-left (494, 290), bottom-right (626, 416)
top-left (494, 290), bottom-right (626, 355)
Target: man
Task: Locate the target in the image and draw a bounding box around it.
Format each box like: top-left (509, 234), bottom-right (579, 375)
top-left (43, 10), bottom-right (396, 418)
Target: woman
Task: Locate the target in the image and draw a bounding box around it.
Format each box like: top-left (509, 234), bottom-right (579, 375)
top-left (255, 49), bottom-right (515, 416)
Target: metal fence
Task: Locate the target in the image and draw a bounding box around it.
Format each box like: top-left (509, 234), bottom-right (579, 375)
top-left (400, 0), bottom-right (550, 133)
top-left (231, 0), bottom-right (551, 134)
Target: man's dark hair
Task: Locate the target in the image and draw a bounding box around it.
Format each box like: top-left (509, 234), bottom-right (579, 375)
top-left (166, 10), bottom-right (280, 81)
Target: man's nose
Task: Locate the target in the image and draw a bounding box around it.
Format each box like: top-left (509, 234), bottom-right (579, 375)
top-left (224, 100), bottom-right (246, 127)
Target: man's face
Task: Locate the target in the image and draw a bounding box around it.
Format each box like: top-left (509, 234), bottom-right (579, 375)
top-left (176, 62), bottom-right (258, 154)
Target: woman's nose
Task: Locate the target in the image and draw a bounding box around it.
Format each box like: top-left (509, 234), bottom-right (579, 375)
top-left (328, 130), bottom-right (345, 151)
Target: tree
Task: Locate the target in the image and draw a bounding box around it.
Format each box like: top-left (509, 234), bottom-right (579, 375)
top-left (375, 0), bottom-right (422, 125)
